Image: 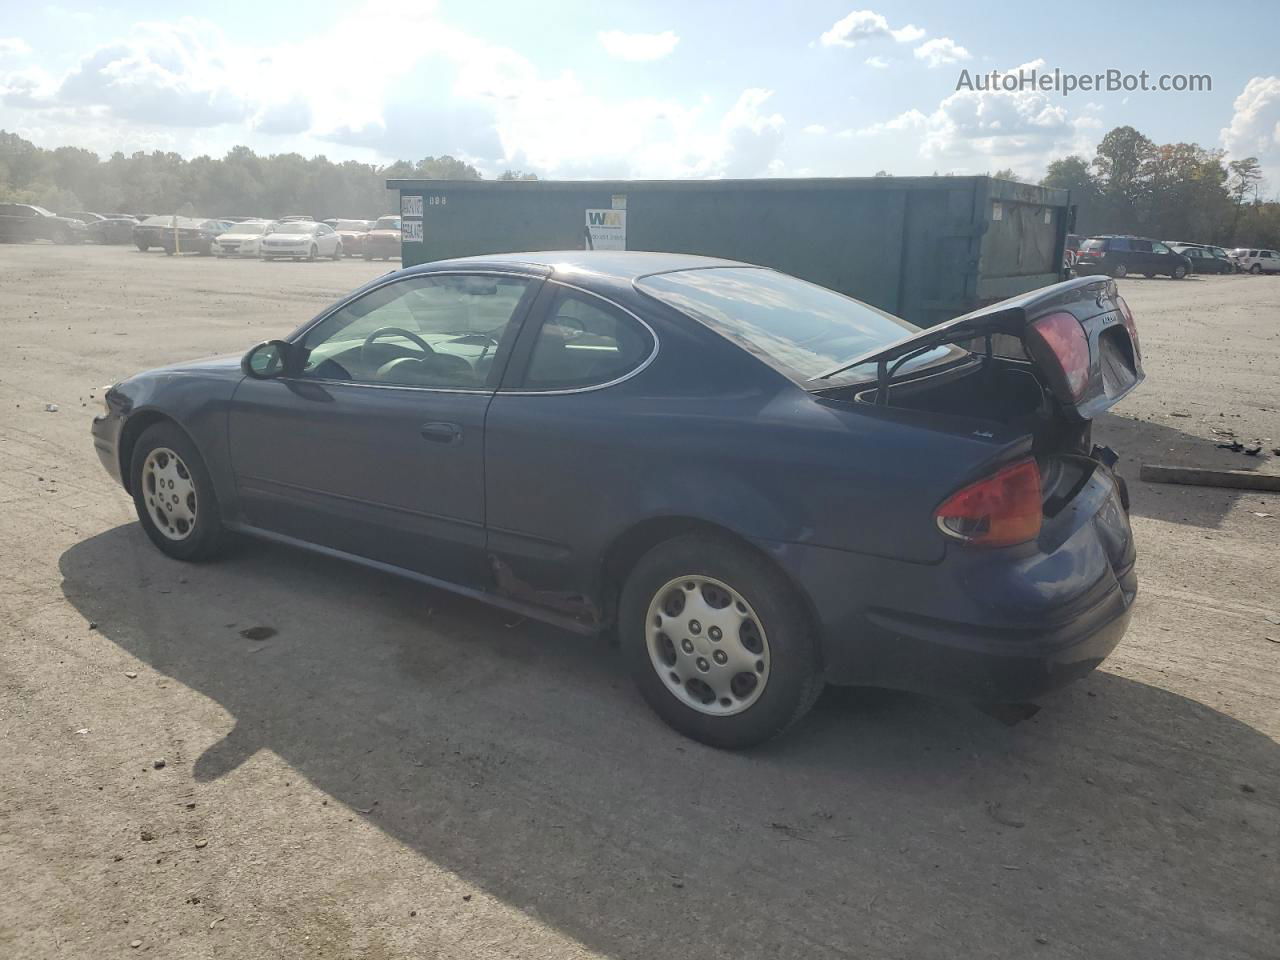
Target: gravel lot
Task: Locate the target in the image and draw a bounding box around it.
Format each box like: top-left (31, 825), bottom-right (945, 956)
top-left (1, 245), bottom-right (1277, 960)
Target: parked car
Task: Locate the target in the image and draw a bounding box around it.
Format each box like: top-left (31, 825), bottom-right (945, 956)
top-left (333, 219), bottom-right (372, 257)
top-left (62, 211), bottom-right (105, 224)
top-left (0, 203), bottom-right (88, 243)
top-left (1073, 235), bottom-right (1191, 279)
top-left (1167, 243), bottom-right (1234, 274)
top-left (90, 252), bottom-right (1142, 748)
top-left (259, 221), bottom-right (343, 261)
top-left (1229, 248), bottom-right (1280, 274)
top-left (363, 215), bottom-right (401, 260)
top-left (85, 215), bottom-right (140, 245)
top-left (214, 220), bottom-right (277, 258)
top-left (134, 216), bottom-right (234, 255)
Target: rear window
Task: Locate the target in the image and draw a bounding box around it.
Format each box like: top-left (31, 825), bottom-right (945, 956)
top-left (275, 222), bottom-right (318, 234)
top-left (1080, 239), bottom-right (1105, 252)
top-left (636, 267), bottom-right (961, 385)
top-left (374, 216), bottom-right (401, 230)
top-left (334, 220), bottom-right (367, 231)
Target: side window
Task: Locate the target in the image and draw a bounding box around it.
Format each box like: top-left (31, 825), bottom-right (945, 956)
top-left (521, 288), bottom-right (654, 391)
top-left (1130, 239), bottom-right (1152, 253)
top-left (1262, 251), bottom-right (1275, 259)
top-left (299, 274), bottom-right (532, 389)
top-left (1151, 242), bottom-right (1170, 254)
top-left (1109, 238), bottom-right (1131, 252)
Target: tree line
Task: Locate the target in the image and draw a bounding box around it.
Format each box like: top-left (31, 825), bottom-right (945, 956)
top-left (0, 131), bottom-right (535, 219)
top-left (2, 124), bottom-right (1277, 247)
top-left (1035, 125), bottom-right (1276, 248)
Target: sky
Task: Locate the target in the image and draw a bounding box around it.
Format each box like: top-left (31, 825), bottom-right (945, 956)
top-left (1, 0), bottom-right (1278, 186)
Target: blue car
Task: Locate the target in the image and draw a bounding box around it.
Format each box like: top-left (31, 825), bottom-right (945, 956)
top-left (92, 252), bottom-right (1142, 748)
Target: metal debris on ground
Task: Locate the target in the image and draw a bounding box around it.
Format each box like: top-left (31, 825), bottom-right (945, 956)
top-left (238, 626), bottom-right (276, 641)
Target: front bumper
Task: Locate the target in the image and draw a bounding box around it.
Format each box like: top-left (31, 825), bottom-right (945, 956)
top-left (261, 245), bottom-right (311, 257)
top-left (91, 410), bottom-right (125, 487)
top-left (758, 465), bottom-right (1137, 702)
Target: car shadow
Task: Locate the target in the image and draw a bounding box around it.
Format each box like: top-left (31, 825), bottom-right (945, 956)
top-left (59, 525), bottom-right (1278, 959)
top-left (1094, 411), bottom-right (1274, 529)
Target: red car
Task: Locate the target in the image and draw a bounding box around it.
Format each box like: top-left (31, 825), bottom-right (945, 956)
top-left (333, 219), bottom-right (372, 257)
top-left (363, 215), bottom-right (401, 261)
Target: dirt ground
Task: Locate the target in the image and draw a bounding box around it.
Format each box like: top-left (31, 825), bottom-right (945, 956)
top-left (1, 245), bottom-right (1277, 960)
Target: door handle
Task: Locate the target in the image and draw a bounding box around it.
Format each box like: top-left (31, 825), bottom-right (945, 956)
top-left (420, 421), bottom-right (462, 444)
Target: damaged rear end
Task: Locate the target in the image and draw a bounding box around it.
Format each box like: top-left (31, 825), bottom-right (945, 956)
top-left (813, 276), bottom-right (1142, 700)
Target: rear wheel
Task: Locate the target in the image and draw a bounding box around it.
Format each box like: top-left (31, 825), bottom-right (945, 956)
top-left (308, 244), bottom-right (318, 261)
top-left (1143, 273), bottom-right (1155, 279)
top-left (332, 242), bottom-right (342, 260)
top-left (135, 240), bottom-right (149, 252)
top-left (1171, 264), bottom-right (1187, 279)
top-left (1111, 262), bottom-right (1128, 278)
top-left (620, 534), bottom-right (823, 749)
top-left (129, 422), bottom-right (225, 562)
top-left (1250, 263), bottom-right (1262, 274)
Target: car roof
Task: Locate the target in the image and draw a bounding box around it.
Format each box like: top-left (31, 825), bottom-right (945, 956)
top-left (407, 250), bottom-right (750, 282)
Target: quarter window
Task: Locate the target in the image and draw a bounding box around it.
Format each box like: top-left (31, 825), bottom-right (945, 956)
top-left (298, 274), bottom-right (532, 389)
top-left (521, 289), bottom-right (653, 390)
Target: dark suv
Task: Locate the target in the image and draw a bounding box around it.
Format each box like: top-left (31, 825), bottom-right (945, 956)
top-left (0, 203), bottom-right (88, 243)
top-left (1073, 235), bottom-right (1191, 279)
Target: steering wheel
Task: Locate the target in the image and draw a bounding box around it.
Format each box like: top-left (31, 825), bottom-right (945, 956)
top-left (361, 326), bottom-right (435, 367)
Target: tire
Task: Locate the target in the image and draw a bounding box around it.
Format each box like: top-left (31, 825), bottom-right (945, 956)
top-left (55, 226), bottom-right (72, 245)
top-left (129, 421), bottom-right (225, 562)
top-left (619, 533), bottom-right (823, 749)
top-left (1143, 273), bottom-right (1155, 279)
top-left (1111, 263), bottom-right (1128, 278)
top-left (308, 244), bottom-right (318, 261)
top-left (1250, 264), bottom-right (1262, 274)
top-left (363, 252), bottom-right (373, 261)
top-left (332, 242), bottom-right (342, 260)
top-left (135, 241), bottom-right (149, 252)
top-left (1171, 264), bottom-right (1187, 279)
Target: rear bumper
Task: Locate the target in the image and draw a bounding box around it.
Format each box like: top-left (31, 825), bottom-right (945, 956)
top-left (756, 466), bottom-right (1137, 702)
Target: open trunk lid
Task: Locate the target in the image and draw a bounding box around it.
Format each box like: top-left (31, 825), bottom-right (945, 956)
top-left (815, 275), bottom-right (1143, 422)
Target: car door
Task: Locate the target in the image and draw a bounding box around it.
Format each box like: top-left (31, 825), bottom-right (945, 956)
top-left (316, 223), bottom-right (337, 256)
top-left (483, 281), bottom-right (659, 610)
top-left (1127, 238), bottom-right (1154, 273)
top-left (1263, 251), bottom-right (1279, 273)
top-left (227, 270), bottom-right (541, 586)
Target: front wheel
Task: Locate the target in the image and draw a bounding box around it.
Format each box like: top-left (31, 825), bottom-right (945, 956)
top-left (129, 422), bottom-right (225, 562)
top-left (1250, 264), bottom-right (1262, 274)
top-left (331, 242), bottom-right (342, 260)
top-left (1111, 263), bottom-right (1128, 278)
top-left (135, 241), bottom-right (149, 252)
top-left (620, 534), bottom-right (823, 749)
top-left (308, 244), bottom-right (318, 261)
top-left (1171, 264), bottom-right (1187, 279)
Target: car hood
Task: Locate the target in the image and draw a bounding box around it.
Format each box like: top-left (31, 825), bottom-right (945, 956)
top-left (219, 233), bottom-right (262, 242)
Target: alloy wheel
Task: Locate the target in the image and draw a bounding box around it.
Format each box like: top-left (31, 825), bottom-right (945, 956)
top-left (142, 447), bottom-right (197, 541)
top-left (646, 575), bottom-right (771, 716)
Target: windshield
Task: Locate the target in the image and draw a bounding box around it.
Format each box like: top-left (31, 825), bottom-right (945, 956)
top-left (636, 267), bottom-right (962, 385)
top-left (335, 220), bottom-right (367, 231)
top-left (30, 205), bottom-right (55, 217)
top-left (275, 222), bottom-right (318, 234)
top-left (374, 217), bottom-right (401, 230)
top-left (232, 222), bottom-right (269, 235)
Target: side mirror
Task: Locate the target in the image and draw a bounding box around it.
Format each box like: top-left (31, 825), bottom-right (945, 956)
top-left (242, 340), bottom-right (291, 379)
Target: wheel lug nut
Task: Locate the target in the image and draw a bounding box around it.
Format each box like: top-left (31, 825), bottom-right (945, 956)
top-left (681, 639), bottom-right (694, 654)
top-left (696, 657), bottom-right (710, 673)
top-left (713, 650), bottom-right (727, 665)
top-left (688, 620), bottom-right (701, 635)
top-left (708, 626), bottom-right (722, 641)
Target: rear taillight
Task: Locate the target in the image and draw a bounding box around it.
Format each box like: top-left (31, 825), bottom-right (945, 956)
top-left (1026, 311), bottom-right (1090, 402)
top-left (1115, 294), bottom-right (1140, 360)
top-left (935, 458), bottom-right (1042, 547)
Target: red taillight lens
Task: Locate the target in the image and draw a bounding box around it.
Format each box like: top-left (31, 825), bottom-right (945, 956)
top-left (1026, 311), bottom-right (1090, 402)
top-left (936, 459), bottom-right (1042, 547)
top-left (1115, 294), bottom-right (1140, 361)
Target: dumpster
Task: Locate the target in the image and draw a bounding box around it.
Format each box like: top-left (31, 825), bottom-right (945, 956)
top-left (387, 176), bottom-right (1071, 328)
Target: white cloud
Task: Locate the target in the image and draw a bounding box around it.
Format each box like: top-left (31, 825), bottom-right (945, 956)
top-left (802, 123), bottom-right (827, 134)
top-left (1221, 75), bottom-right (1280, 174)
top-left (820, 10), bottom-right (925, 48)
top-left (857, 59), bottom-right (1098, 178)
top-left (0, 37), bottom-right (31, 57)
top-left (889, 24), bottom-right (925, 43)
top-left (597, 29), bottom-right (679, 62)
top-left (864, 56), bottom-right (889, 69)
top-left (913, 37), bottom-right (971, 69)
